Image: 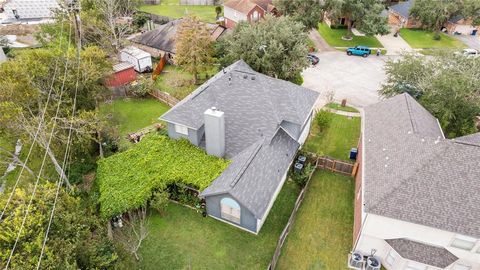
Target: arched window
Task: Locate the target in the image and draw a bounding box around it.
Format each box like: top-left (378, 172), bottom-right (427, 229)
top-left (220, 197), bottom-right (240, 224)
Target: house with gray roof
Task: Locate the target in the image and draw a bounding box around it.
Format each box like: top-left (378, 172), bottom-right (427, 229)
top-left (160, 60), bottom-right (319, 233)
top-left (352, 93), bottom-right (480, 270)
top-left (387, 0), bottom-right (422, 29)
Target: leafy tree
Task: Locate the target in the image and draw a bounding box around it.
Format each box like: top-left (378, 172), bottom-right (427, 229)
top-left (0, 182), bottom-right (118, 269)
top-left (215, 6), bottom-right (222, 19)
top-left (323, 0), bottom-right (389, 36)
top-left (132, 12), bottom-right (149, 30)
top-left (0, 46), bottom-right (110, 188)
top-left (218, 15), bottom-right (309, 82)
top-left (410, 0), bottom-right (462, 32)
top-left (460, 0), bottom-right (480, 26)
top-left (150, 190), bottom-right (169, 215)
top-left (174, 15), bottom-right (214, 84)
top-left (274, 0), bottom-right (322, 29)
top-left (380, 51), bottom-right (480, 138)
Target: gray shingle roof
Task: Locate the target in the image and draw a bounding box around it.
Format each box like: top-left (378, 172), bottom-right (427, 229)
top-left (363, 93), bottom-right (480, 238)
top-left (454, 132), bottom-right (480, 146)
top-left (390, 0), bottom-right (413, 19)
top-left (161, 60), bottom-right (319, 158)
top-left (133, 19), bottom-right (226, 54)
top-left (161, 60), bottom-right (319, 220)
top-left (200, 128), bottom-right (299, 219)
top-left (386, 238), bottom-right (458, 268)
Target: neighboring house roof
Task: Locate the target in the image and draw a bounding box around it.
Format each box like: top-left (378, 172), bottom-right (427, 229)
top-left (133, 19), bottom-right (227, 54)
top-left (448, 15), bottom-right (464, 24)
top-left (161, 60), bottom-right (319, 158)
top-left (386, 238), bottom-right (458, 268)
top-left (389, 0), bottom-right (413, 19)
top-left (201, 128), bottom-right (299, 219)
top-left (161, 60), bottom-right (318, 220)
top-left (224, 0), bottom-right (274, 14)
top-left (363, 93), bottom-right (480, 238)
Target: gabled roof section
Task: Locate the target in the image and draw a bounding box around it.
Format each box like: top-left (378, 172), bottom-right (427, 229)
top-left (133, 19), bottom-right (226, 54)
top-left (224, 0), bottom-right (274, 14)
top-left (363, 93), bottom-right (480, 237)
top-left (200, 128), bottom-right (299, 219)
top-left (160, 60), bottom-right (319, 158)
top-left (386, 238), bottom-right (458, 268)
top-left (454, 132), bottom-right (480, 146)
top-left (389, 0), bottom-right (413, 19)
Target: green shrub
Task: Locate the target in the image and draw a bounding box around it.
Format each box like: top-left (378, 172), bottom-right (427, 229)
top-left (291, 73), bottom-right (304, 85)
top-left (97, 134), bottom-right (230, 218)
top-left (315, 110), bottom-right (333, 132)
top-left (290, 163), bottom-right (315, 187)
top-left (433, 32), bottom-right (441, 40)
top-left (150, 190), bottom-right (169, 215)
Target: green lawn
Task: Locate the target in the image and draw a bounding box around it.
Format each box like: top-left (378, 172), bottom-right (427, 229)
top-left (326, 103), bottom-right (359, 113)
top-left (303, 112), bottom-right (361, 160)
top-left (117, 181), bottom-right (301, 269)
top-left (276, 171), bottom-right (355, 270)
top-left (318, 23), bottom-right (384, 48)
top-left (99, 98), bottom-right (170, 149)
top-left (400, 29), bottom-right (467, 49)
top-left (155, 65), bottom-right (217, 100)
top-left (139, 0), bottom-right (221, 23)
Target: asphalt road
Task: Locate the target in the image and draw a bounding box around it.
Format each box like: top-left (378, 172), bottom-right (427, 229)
top-left (303, 51), bottom-right (399, 109)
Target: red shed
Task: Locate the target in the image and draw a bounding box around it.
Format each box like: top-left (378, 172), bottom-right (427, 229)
top-left (106, 62), bottom-right (137, 88)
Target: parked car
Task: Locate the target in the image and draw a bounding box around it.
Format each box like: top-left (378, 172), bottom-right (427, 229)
top-left (455, 48), bottom-right (479, 59)
top-left (307, 53), bottom-right (319, 65)
top-left (346, 46), bottom-right (371, 58)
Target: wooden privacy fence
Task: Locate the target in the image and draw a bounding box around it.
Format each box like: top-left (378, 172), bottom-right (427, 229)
top-left (150, 90), bottom-right (179, 107)
top-left (317, 156), bottom-right (357, 176)
top-left (268, 159), bottom-right (318, 270)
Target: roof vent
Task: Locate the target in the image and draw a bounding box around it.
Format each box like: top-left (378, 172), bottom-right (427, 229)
top-left (222, 68), bottom-right (226, 74)
top-left (228, 76), bottom-right (232, 85)
top-left (251, 76), bottom-right (256, 80)
top-left (243, 74), bottom-right (248, 79)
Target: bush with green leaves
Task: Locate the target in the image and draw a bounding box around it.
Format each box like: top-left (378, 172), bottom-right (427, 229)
top-left (290, 163), bottom-right (315, 187)
top-left (150, 190), bottom-right (169, 215)
top-left (97, 134), bottom-right (230, 218)
top-left (315, 110), bottom-right (333, 132)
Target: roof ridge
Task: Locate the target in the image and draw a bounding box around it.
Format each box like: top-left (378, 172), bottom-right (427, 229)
top-left (229, 141), bottom-right (263, 187)
top-left (404, 93), bottom-right (417, 134)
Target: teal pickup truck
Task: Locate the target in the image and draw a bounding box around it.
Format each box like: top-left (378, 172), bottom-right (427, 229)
top-left (346, 46), bottom-right (371, 58)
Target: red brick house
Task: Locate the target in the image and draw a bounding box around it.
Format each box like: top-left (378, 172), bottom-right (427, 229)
top-left (223, 0), bottom-right (277, 29)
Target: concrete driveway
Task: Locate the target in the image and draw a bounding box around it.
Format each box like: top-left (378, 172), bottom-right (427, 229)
top-left (303, 51), bottom-right (397, 109)
top-left (453, 35), bottom-right (480, 50)
top-left (376, 33), bottom-right (414, 56)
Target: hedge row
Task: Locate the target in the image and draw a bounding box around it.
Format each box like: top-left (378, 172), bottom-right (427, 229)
top-left (97, 134), bottom-right (230, 218)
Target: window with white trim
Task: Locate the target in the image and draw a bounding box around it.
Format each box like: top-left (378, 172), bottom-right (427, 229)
top-left (404, 261), bottom-right (427, 270)
top-left (450, 235), bottom-right (477, 251)
top-left (174, 124), bottom-right (188, 135)
top-left (220, 197), bottom-right (241, 224)
top-left (385, 249), bottom-right (396, 266)
top-left (252, 11), bottom-right (259, 22)
top-left (453, 264), bottom-right (471, 270)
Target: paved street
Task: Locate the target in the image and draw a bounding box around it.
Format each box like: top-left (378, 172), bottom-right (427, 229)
top-left (303, 51), bottom-right (398, 109)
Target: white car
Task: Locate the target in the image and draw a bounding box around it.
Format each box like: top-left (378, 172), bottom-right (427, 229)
top-left (456, 48), bottom-right (479, 59)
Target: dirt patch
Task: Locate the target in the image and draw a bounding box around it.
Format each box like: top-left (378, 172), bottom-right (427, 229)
top-left (0, 24), bottom-right (39, 35)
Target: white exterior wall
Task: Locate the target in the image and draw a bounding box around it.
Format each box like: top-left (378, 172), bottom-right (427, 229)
top-left (224, 6), bottom-right (247, 23)
top-left (355, 214), bottom-right (480, 270)
top-left (298, 113), bottom-right (313, 146)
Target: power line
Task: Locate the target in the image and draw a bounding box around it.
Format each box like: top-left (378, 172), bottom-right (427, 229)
top-left (4, 20), bottom-right (74, 270)
top-left (0, 20), bottom-right (67, 222)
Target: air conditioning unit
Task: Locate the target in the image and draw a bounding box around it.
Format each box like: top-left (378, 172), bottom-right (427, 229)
top-left (366, 256), bottom-right (381, 270)
top-left (348, 251), bottom-right (364, 269)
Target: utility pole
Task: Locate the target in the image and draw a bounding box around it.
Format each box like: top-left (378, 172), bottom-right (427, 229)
top-left (67, 0), bottom-right (82, 59)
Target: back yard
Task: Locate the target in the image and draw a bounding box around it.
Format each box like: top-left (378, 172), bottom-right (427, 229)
top-left (400, 29), bottom-right (467, 49)
top-left (276, 171), bottom-right (355, 270)
top-left (318, 23), bottom-right (384, 49)
top-left (139, 0), bottom-right (221, 23)
top-left (99, 98), bottom-right (170, 149)
top-left (303, 112), bottom-right (361, 160)
top-left (117, 181), bottom-right (301, 269)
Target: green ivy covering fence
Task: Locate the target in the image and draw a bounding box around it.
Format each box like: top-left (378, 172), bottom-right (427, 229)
top-left (97, 134), bottom-right (230, 218)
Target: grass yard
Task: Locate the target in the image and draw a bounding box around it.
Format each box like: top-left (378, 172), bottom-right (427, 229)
top-left (139, 0), bottom-right (221, 23)
top-left (326, 103), bottom-right (359, 113)
top-left (155, 65), bottom-right (217, 100)
top-left (399, 29), bottom-right (467, 49)
top-left (303, 112), bottom-right (361, 160)
top-left (276, 171), bottom-right (355, 270)
top-left (99, 98), bottom-right (170, 149)
top-left (117, 180), bottom-right (301, 270)
top-left (318, 23), bottom-right (384, 48)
